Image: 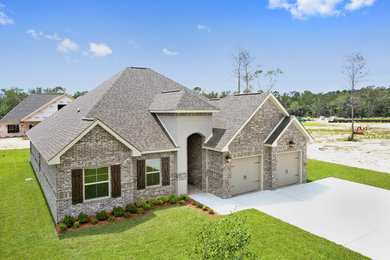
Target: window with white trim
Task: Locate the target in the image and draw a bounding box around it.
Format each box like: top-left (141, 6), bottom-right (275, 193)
top-left (146, 159), bottom-right (161, 186)
top-left (84, 167), bottom-right (109, 200)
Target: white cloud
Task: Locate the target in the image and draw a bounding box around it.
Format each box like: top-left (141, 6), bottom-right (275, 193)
top-left (197, 24), bottom-right (211, 32)
top-left (88, 43), bottom-right (112, 57)
top-left (57, 38), bottom-right (79, 53)
top-left (45, 33), bottom-right (61, 41)
top-left (345, 0), bottom-right (375, 10)
top-left (0, 4), bottom-right (13, 25)
top-left (268, 0), bottom-right (376, 19)
top-left (26, 29), bottom-right (43, 39)
top-left (162, 48), bottom-right (178, 56)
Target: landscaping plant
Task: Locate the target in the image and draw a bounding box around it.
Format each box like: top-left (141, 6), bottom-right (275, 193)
top-left (108, 216), bottom-right (115, 222)
top-left (159, 196), bottom-right (169, 203)
top-left (62, 215), bottom-right (74, 228)
top-left (148, 198), bottom-right (159, 205)
top-left (113, 206), bottom-right (125, 217)
top-left (126, 203), bottom-right (138, 213)
top-left (136, 200), bottom-right (148, 209)
top-left (77, 212), bottom-right (89, 224)
top-left (91, 218), bottom-right (98, 225)
top-left (137, 208), bottom-right (144, 215)
top-left (180, 200), bottom-right (185, 205)
top-left (202, 205), bottom-right (208, 211)
top-left (96, 211), bottom-right (108, 221)
top-left (168, 194), bottom-right (177, 204)
top-left (124, 212), bottom-right (131, 219)
top-left (59, 223), bottom-right (67, 233)
top-left (72, 221), bottom-right (80, 229)
top-left (179, 194), bottom-right (189, 201)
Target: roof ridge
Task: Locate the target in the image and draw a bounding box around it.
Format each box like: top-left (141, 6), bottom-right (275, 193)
top-left (85, 68), bottom-right (127, 118)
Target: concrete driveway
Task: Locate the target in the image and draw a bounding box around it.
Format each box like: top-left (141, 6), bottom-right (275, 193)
top-left (190, 177), bottom-right (390, 259)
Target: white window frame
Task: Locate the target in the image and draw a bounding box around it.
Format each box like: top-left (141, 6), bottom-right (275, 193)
top-left (145, 158), bottom-right (162, 188)
top-left (83, 166), bottom-right (111, 201)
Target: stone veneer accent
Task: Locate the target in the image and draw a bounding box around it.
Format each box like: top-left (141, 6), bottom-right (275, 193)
top-left (203, 149), bottom-right (231, 198)
top-left (31, 125), bottom-right (178, 223)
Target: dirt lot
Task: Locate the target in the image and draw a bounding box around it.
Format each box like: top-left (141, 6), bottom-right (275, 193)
top-left (304, 120), bottom-right (390, 173)
top-left (0, 137), bottom-right (30, 150)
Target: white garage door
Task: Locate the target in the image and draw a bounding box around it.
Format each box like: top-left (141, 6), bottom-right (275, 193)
top-left (276, 151), bottom-right (300, 188)
top-left (231, 156), bottom-right (262, 196)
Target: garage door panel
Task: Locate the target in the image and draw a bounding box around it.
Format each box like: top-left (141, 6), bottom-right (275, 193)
top-left (276, 152), bottom-right (300, 188)
top-left (231, 156), bottom-right (262, 196)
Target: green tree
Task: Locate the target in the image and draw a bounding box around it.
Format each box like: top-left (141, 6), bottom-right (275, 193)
top-left (72, 91), bottom-right (88, 99)
top-left (0, 88), bottom-right (28, 118)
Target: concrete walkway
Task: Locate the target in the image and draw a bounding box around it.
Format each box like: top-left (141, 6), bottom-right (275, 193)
top-left (0, 137), bottom-right (30, 150)
top-left (190, 177), bottom-right (390, 259)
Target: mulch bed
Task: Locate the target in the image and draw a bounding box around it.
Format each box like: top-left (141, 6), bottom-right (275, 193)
top-left (56, 199), bottom-right (218, 234)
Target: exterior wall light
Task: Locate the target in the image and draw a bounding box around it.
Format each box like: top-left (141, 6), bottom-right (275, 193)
top-left (289, 141), bottom-right (295, 147)
top-left (225, 154), bottom-right (232, 163)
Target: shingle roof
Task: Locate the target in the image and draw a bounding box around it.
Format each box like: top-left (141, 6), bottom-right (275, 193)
top-left (0, 94), bottom-right (62, 124)
top-left (205, 93), bottom-right (269, 150)
top-left (27, 67), bottom-right (217, 161)
top-left (264, 117), bottom-right (291, 145)
top-left (149, 89), bottom-right (218, 111)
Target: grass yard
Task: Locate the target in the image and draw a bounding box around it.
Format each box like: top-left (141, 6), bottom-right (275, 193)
top-left (0, 149), bottom-right (367, 259)
top-left (308, 159), bottom-right (390, 190)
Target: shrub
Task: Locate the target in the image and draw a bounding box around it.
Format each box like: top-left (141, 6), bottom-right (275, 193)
top-left (72, 221), bottom-right (80, 229)
top-left (158, 199), bottom-right (164, 205)
top-left (179, 194), bottom-right (189, 201)
top-left (108, 216), bottom-right (115, 222)
top-left (209, 209), bottom-right (214, 215)
top-left (91, 218), bottom-right (98, 225)
top-left (196, 203), bottom-right (203, 209)
top-left (191, 214), bottom-right (254, 259)
top-left (113, 206), bottom-right (125, 217)
top-left (202, 205), bottom-right (208, 211)
top-left (136, 200), bottom-right (148, 209)
top-left (149, 198), bottom-right (159, 205)
top-left (159, 196), bottom-right (169, 203)
top-left (124, 212), bottom-right (131, 219)
top-left (144, 203), bottom-right (151, 210)
top-left (168, 194), bottom-right (177, 204)
top-left (96, 211), bottom-right (108, 221)
top-left (137, 208), bottom-right (144, 215)
top-left (126, 203), bottom-right (138, 214)
top-left (62, 215), bottom-right (74, 228)
top-left (59, 223), bottom-right (67, 232)
top-left (180, 200), bottom-right (185, 205)
top-left (192, 201), bottom-right (197, 206)
top-left (77, 212), bottom-right (89, 224)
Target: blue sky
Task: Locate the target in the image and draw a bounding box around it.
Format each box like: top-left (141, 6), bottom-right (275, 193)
top-left (0, 0), bottom-right (389, 95)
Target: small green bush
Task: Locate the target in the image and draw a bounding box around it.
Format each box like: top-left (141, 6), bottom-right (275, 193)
top-left (196, 203), bottom-right (203, 209)
top-left (59, 223), bottom-right (67, 232)
top-left (113, 206), bottom-right (125, 217)
top-left (77, 212), bottom-right (89, 224)
top-left (209, 209), bottom-right (214, 215)
top-left (192, 201), bottom-right (197, 206)
top-left (96, 211), bottom-right (108, 221)
top-left (158, 199), bottom-right (164, 205)
top-left (62, 215), bottom-right (74, 228)
top-left (108, 216), bottom-right (115, 222)
top-left (137, 208), bottom-right (144, 215)
top-left (168, 194), bottom-right (177, 204)
top-left (202, 205), bottom-right (208, 211)
top-left (136, 200), bottom-right (147, 209)
top-left (144, 203), bottom-right (151, 210)
top-left (159, 196), bottom-right (168, 203)
top-left (124, 212), bottom-right (131, 219)
top-left (72, 221), bottom-right (80, 229)
top-left (179, 194), bottom-right (189, 201)
top-left (126, 203), bottom-right (138, 213)
top-left (91, 218), bottom-right (98, 225)
top-left (180, 200), bottom-right (185, 205)
top-left (148, 198), bottom-right (159, 205)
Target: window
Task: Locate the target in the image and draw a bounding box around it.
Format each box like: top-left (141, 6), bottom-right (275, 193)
top-left (84, 167), bottom-right (109, 200)
top-left (58, 104), bottom-right (66, 110)
top-left (146, 159), bottom-right (161, 186)
top-left (7, 124), bottom-right (19, 133)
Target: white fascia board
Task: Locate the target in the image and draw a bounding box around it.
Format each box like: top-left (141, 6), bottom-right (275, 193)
top-left (221, 93), bottom-right (290, 152)
top-left (47, 120), bottom-right (142, 165)
top-left (141, 148), bottom-right (180, 155)
top-left (202, 146), bottom-right (224, 152)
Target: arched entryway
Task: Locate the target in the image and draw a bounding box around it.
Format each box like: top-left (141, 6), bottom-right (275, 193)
top-left (187, 133), bottom-right (203, 189)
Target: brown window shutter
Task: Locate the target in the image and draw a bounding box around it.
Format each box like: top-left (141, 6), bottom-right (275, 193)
top-left (137, 160), bottom-right (146, 190)
top-left (111, 165), bottom-right (121, 198)
top-left (71, 169), bottom-right (83, 204)
top-left (162, 157), bottom-right (170, 186)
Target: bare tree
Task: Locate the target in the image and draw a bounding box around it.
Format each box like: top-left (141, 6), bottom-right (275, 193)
top-left (232, 46), bottom-right (254, 93)
top-left (251, 67), bottom-right (283, 93)
top-left (342, 52), bottom-right (368, 140)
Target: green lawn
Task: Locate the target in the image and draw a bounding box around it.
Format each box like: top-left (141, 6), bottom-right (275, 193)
top-left (308, 159), bottom-right (390, 190)
top-left (0, 149), bottom-right (366, 259)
